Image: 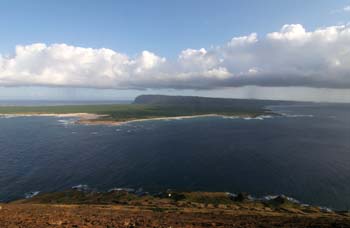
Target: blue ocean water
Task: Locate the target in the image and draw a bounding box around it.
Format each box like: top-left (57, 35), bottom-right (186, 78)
top-left (0, 103), bottom-right (350, 210)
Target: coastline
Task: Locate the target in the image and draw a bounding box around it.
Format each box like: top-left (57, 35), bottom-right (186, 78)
top-left (77, 113), bottom-right (257, 126)
top-left (1, 112), bottom-right (269, 126)
top-left (0, 113), bottom-right (106, 120)
top-left (2, 189), bottom-right (348, 228)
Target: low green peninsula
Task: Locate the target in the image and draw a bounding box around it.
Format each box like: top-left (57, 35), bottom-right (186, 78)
top-left (0, 95), bottom-right (291, 124)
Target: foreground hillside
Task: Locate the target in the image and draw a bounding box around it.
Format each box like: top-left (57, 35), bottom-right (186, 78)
top-left (1, 190), bottom-right (349, 228)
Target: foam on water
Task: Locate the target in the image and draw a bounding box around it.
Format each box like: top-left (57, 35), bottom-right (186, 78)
top-left (57, 119), bottom-right (76, 126)
top-left (0, 114), bottom-right (21, 119)
top-left (281, 113), bottom-right (314, 118)
top-left (24, 191), bottom-right (40, 199)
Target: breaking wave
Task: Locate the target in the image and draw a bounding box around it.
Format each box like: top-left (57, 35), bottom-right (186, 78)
top-left (24, 191), bottom-right (40, 199)
top-left (57, 119), bottom-right (76, 126)
top-left (280, 113), bottom-right (314, 118)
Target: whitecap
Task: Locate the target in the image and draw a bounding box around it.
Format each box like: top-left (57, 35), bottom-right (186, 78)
top-left (57, 119), bottom-right (76, 126)
top-left (0, 114), bottom-right (18, 119)
top-left (318, 206), bottom-right (333, 213)
top-left (222, 115), bottom-right (275, 121)
top-left (282, 113), bottom-right (314, 118)
top-left (284, 195), bottom-right (300, 204)
top-left (25, 191), bottom-right (40, 199)
top-left (72, 184), bottom-right (89, 191)
top-left (261, 195), bottom-right (279, 201)
top-left (258, 115), bottom-right (274, 119)
top-left (221, 116), bottom-right (239, 120)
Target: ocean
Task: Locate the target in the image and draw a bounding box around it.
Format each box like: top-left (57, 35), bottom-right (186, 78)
top-left (0, 102), bottom-right (350, 210)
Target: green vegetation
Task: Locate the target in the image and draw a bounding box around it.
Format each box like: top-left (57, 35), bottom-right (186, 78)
top-left (17, 190), bottom-right (141, 205)
top-left (0, 95), bottom-right (286, 122)
top-left (7, 190), bottom-right (350, 227)
top-left (182, 192), bottom-right (234, 205)
top-left (0, 103), bottom-right (266, 121)
top-left (16, 189), bottom-right (338, 216)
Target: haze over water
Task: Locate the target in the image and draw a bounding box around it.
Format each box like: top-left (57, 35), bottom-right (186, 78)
top-left (1, 103), bottom-right (350, 210)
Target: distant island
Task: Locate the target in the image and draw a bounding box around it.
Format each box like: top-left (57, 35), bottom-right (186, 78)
top-left (0, 95), bottom-right (292, 125)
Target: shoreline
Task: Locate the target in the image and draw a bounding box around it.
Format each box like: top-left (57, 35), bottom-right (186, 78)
top-left (2, 189), bottom-right (348, 228)
top-left (0, 112), bottom-right (270, 126)
top-left (0, 113), bottom-right (107, 120)
top-left (77, 113), bottom-right (261, 126)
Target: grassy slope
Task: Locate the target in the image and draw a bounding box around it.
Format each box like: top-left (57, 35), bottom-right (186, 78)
top-left (15, 190), bottom-right (346, 214)
top-left (2, 202), bottom-right (349, 228)
top-left (12, 190), bottom-right (350, 225)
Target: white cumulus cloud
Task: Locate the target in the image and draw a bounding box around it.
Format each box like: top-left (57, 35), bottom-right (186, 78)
top-left (1, 23), bottom-right (350, 90)
top-left (344, 5), bottom-right (350, 12)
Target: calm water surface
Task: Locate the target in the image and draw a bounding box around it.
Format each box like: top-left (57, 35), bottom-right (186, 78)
top-left (0, 103), bottom-right (350, 210)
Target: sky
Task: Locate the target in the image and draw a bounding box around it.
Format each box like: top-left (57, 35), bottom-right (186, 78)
top-left (1, 0), bottom-right (350, 102)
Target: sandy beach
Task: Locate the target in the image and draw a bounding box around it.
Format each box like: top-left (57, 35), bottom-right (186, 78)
top-left (0, 113), bottom-right (267, 126)
top-left (77, 113), bottom-right (252, 126)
